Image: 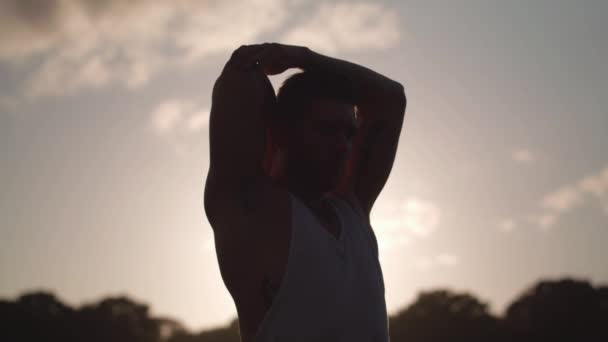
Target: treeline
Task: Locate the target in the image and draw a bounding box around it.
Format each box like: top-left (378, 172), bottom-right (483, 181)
top-left (1, 278), bottom-right (607, 342)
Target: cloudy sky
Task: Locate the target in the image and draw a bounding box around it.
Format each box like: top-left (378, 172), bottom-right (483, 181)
top-left (1, 0), bottom-right (607, 331)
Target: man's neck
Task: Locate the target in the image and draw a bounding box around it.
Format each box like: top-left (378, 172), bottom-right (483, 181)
top-left (285, 177), bottom-right (328, 208)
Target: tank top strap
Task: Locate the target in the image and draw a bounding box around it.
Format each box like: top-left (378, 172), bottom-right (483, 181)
top-left (325, 192), bottom-right (380, 260)
top-left (325, 192), bottom-right (366, 220)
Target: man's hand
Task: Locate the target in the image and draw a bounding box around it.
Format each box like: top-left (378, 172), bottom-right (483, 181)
top-left (229, 42), bottom-right (311, 75)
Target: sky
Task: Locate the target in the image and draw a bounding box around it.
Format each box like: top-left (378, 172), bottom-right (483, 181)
top-left (1, 0), bottom-right (607, 332)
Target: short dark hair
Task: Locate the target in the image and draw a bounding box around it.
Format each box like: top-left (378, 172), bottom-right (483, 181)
top-left (273, 70), bottom-right (357, 125)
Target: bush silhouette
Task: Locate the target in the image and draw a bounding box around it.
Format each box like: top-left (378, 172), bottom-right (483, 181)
top-left (1, 278), bottom-right (606, 341)
top-left (505, 278), bottom-right (608, 342)
top-left (388, 290), bottom-right (503, 342)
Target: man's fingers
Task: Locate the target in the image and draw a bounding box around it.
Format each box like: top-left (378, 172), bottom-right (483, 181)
top-left (243, 47), bottom-right (277, 69)
top-left (246, 44), bottom-right (285, 70)
top-left (228, 44), bottom-right (268, 68)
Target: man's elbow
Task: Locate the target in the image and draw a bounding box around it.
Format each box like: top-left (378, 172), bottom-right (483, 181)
top-left (389, 81), bottom-right (407, 115)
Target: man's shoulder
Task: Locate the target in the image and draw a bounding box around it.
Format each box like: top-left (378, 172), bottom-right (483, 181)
top-left (205, 174), bottom-right (291, 235)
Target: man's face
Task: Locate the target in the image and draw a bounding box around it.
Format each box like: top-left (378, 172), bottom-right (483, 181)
top-left (288, 98), bottom-right (358, 190)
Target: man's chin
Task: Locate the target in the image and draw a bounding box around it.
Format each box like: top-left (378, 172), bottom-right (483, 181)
top-left (322, 174), bottom-right (342, 191)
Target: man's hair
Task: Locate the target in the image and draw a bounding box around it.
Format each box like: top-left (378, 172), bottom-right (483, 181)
top-left (272, 70), bottom-right (357, 125)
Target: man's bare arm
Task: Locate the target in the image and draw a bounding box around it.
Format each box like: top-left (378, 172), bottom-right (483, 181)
top-left (301, 50), bottom-right (406, 118)
top-left (301, 49), bottom-right (407, 221)
top-left (237, 43), bottom-right (407, 222)
top-left (205, 46), bottom-right (276, 223)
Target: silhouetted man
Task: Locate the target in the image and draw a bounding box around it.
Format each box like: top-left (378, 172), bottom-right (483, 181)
top-left (204, 42), bottom-right (406, 342)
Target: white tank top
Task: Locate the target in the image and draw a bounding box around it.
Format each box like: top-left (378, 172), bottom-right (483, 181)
top-left (253, 191), bottom-right (390, 342)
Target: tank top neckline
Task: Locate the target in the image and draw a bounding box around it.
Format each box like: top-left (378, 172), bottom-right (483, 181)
top-left (292, 192), bottom-right (347, 254)
top-left (321, 193), bottom-right (345, 243)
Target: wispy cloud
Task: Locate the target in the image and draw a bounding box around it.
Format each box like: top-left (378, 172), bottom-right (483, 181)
top-left (186, 110), bottom-right (211, 132)
top-left (151, 100), bottom-right (189, 136)
top-left (541, 185), bottom-right (584, 212)
top-left (150, 99), bottom-right (209, 136)
top-left (2, 0), bottom-right (288, 96)
top-left (150, 98), bottom-right (208, 156)
top-left (529, 213), bottom-right (559, 231)
top-left (372, 196), bottom-right (442, 252)
top-left (527, 164), bottom-right (608, 231)
top-left (414, 253), bottom-right (461, 271)
top-left (579, 168), bottom-right (608, 199)
top-left (377, 235), bottom-right (411, 253)
top-left (511, 148), bottom-right (536, 163)
top-left (281, 2), bottom-right (400, 55)
top-left (401, 197), bottom-right (441, 238)
top-left (4, 0), bottom-right (176, 96)
top-left (373, 197), bottom-right (441, 238)
top-left (174, 0), bottom-right (288, 64)
top-left (1, 0), bottom-right (401, 97)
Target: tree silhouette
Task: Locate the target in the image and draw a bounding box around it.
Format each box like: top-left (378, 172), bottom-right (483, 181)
top-left (0, 291), bottom-right (75, 341)
top-left (389, 289), bottom-right (503, 342)
top-left (505, 278), bottom-right (608, 342)
top-left (157, 317), bottom-right (188, 340)
top-left (74, 296), bottom-right (162, 342)
top-left (1, 278), bottom-right (607, 342)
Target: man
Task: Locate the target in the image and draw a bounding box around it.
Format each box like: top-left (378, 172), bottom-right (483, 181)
top-left (204, 42), bottom-right (406, 342)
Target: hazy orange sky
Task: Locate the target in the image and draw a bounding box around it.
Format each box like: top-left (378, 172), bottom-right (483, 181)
top-left (1, 0), bottom-right (607, 331)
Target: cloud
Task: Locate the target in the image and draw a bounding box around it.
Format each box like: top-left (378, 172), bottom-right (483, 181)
top-left (150, 99), bottom-right (209, 136)
top-left (0, 0), bottom-right (68, 59)
top-left (527, 164), bottom-right (608, 230)
top-left (26, 53), bottom-right (118, 96)
top-left (186, 110), bottom-right (211, 132)
top-left (401, 197), bottom-right (442, 238)
top-left (371, 196), bottom-right (442, 252)
top-left (530, 213), bottom-right (559, 231)
top-left (377, 233), bottom-right (410, 253)
top-left (414, 253), bottom-right (460, 271)
top-left (174, 0), bottom-right (288, 63)
top-left (151, 100), bottom-right (189, 135)
top-left (0, 0), bottom-right (284, 62)
top-left (4, 0), bottom-right (175, 96)
top-left (1, 0), bottom-right (401, 97)
top-left (579, 167), bottom-right (608, 198)
top-left (512, 148), bottom-right (536, 163)
top-left (373, 196), bottom-right (442, 238)
top-left (149, 98), bottom-right (210, 156)
top-left (541, 185), bottom-right (584, 212)
top-left (281, 2), bottom-right (400, 54)
top-left (2, 0), bottom-right (289, 97)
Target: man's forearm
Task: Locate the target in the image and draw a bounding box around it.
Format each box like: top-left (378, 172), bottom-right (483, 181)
top-left (300, 48), bottom-right (406, 116)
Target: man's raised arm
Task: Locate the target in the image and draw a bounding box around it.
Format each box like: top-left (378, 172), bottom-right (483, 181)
top-left (301, 49), bottom-right (407, 219)
top-left (241, 43), bottom-right (407, 220)
top-left (205, 46), bottom-right (275, 201)
top-left (225, 42), bottom-right (407, 221)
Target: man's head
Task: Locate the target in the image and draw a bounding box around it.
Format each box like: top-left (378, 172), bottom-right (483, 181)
top-left (268, 71), bottom-right (359, 192)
